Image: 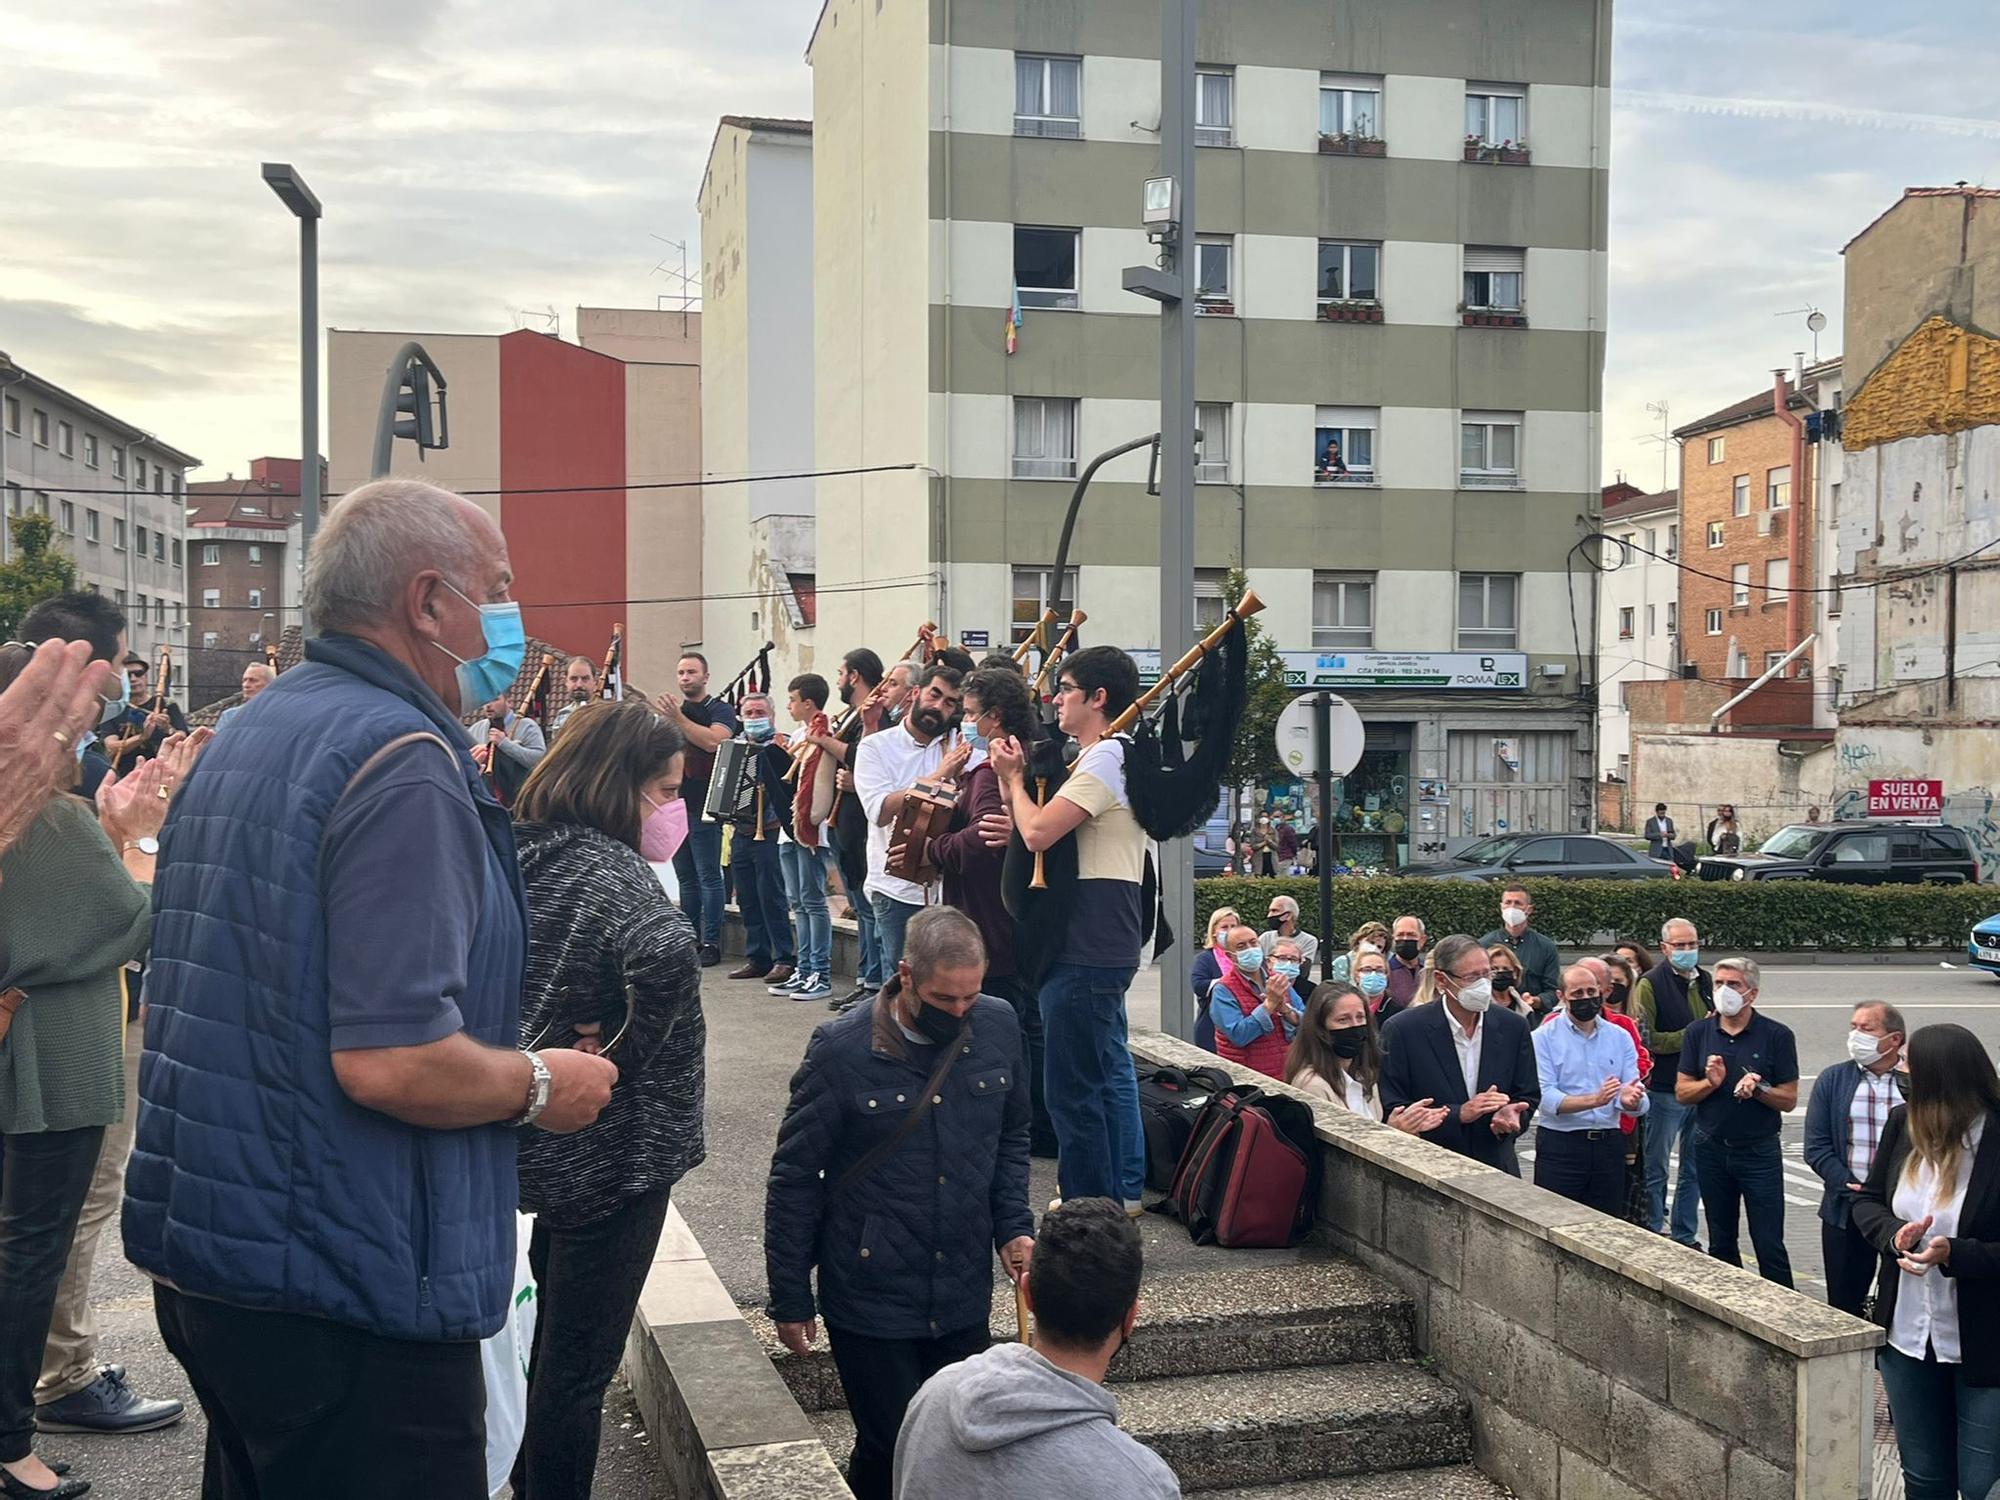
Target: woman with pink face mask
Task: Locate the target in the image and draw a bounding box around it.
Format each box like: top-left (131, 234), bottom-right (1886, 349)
top-left (508, 699), bottom-right (706, 1496)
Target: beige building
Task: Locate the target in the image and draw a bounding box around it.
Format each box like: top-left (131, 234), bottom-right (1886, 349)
top-left (326, 312), bottom-right (702, 679)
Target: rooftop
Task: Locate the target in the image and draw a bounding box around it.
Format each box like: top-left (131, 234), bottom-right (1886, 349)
top-left (0, 358), bottom-right (201, 468)
top-left (1674, 382), bottom-right (1813, 439)
top-left (1845, 185), bottom-right (2000, 252)
top-left (1602, 487), bottom-right (1676, 524)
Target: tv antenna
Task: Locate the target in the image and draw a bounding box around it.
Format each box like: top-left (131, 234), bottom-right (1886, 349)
top-left (515, 306), bottom-right (559, 338)
top-left (1635, 400), bottom-right (1672, 494)
top-left (1776, 305), bottom-right (1827, 363)
top-left (649, 234), bottom-right (703, 328)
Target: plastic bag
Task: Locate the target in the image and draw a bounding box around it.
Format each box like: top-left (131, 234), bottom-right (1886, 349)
top-left (481, 1212), bottom-right (539, 1498)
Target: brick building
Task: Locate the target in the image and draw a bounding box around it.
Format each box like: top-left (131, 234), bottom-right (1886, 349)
top-left (1673, 382), bottom-right (1815, 680)
top-left (184, 457), bottom-right (308, 710)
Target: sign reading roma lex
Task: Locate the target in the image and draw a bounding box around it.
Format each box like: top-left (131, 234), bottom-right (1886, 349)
top-left (1867, 779), bottom-right (1944, 818)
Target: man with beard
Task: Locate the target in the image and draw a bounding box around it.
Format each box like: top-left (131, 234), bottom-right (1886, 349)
top-left (806, 648), bottom-right (889, 1009)
top-left (549, 656), bottom-right (599, 736)
top-left (657, 652), bottom-right (739, 967)
top-left (853, 664), bottom-right (966, 973)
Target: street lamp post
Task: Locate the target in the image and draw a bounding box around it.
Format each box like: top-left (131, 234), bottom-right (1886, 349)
top-left (0, 349), bottom-right (25, 566)
top-left (261, 163), bottom-right (321, 637)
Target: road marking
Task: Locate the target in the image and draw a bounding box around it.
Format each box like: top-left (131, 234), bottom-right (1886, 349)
top-left (1759, 1002), bottom-right (2000, 1010)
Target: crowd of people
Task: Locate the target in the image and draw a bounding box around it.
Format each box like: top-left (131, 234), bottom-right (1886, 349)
top-left (0, 472), bottom-right (1994, 1500)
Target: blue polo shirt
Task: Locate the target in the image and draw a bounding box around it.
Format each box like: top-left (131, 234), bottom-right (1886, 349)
top-left (1677, 1011), bottom-right (1798, 1142)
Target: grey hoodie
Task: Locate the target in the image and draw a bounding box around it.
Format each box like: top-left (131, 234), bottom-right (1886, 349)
top-left (892, 1341), bottom-right (1181, 1500)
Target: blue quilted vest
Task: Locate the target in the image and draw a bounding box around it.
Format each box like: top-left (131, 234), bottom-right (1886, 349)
top-left (122, 634), bottom-right (526, 1342)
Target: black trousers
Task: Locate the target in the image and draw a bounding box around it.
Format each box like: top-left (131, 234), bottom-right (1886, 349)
top-left (154, 1283), bottom-right (485, 1499)
top-left (984, 973), bottom-right (1057, 1157)
top-left (0, 1126), bottom-right (103, 1464)
top-left (1821, 1216), bottom-right (1878, 1318)
top-left (1532, 1127), bottom-right (1627, 1217)
top-left (826, 1322), bottom-right (988, 1500)
top-left (513, 1187), bottom-right (675, 1500)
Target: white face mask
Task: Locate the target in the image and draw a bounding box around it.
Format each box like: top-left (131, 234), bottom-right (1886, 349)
top-left (1501, 905), bottom-right (1528, 930)
top-left (1453, 978), bottom-right (1494, 1013)
top-left (1713, 984), bottom-right (1747, 1018)
top-left (1846, 1029), bottom-right (1892, 1067)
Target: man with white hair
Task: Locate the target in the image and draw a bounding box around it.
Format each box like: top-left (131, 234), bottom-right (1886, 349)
top-left (1632, 918), bottom-right (1712, 1246)
top-left (214, 661), bottom-right (275, 731)
top-left (1258, 895), bottom-right (1320, 982)
top-left (125, 479), bottom-right (617, 1496)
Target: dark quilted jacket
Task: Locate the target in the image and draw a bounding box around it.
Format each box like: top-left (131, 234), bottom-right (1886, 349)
top-left (765, 989), bottom-right (1033, 1339)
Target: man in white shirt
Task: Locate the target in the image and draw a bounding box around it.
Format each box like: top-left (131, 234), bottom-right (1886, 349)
top-left (852, 665), bottom-right (966, 973)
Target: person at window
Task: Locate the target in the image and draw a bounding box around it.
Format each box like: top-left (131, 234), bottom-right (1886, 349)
top-left (1317, 436), bottom-right (1350, 482)
top-left (507, 699), bottom-right (705, 1497)
top-left (1286, 984), bottom-right (1448, 1134)
top-left (1206, 925), bottom-right (1298, 1080)
top-left (1852, 1023), bottom-right (2000, 1500)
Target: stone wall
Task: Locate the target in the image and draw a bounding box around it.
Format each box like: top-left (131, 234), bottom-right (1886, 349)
top-left (1130, 1030), bottom-right (1882, 1500)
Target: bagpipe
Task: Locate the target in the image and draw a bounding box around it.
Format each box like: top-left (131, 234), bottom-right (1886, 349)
top-left (485, 652), bottom-right (557, 809)
top-left (598, 623), bottom-right (624, 700)
top-left (1001, 591), bottom-right (1261, 982)
top-left (719, 641), bottom-right (775, 709)
top-left (113, 644), bottom-right (174, 772)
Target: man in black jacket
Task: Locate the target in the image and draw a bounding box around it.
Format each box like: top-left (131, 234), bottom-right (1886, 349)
top-left (764, 906), bottom-right (1034, 1500)
top-left (1379, 933), bottom-right (1540, 1174)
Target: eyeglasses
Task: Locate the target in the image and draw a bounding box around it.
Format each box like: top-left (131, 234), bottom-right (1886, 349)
top-left (1053, 682), bottom-right (1082, 697)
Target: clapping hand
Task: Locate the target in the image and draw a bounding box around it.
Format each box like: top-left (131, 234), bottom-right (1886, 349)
top-left (1733, 1070), bottom-right (1762, 1102)
top-left (1704, 1054), bottom-right (1727, 1090)
top-left (1897, 1235), bottom-right (1951, 1276)
top-left (1587, 1076), bottom-right (1622, 1109)
top-left (1490, 1100), bottom-right (1529, 1137)
top-left (1460, 1085), bottom-right (1509, 1124)
top-left (1893, 1213), bottom-right (1934, 1255)
top-left (1387, 1098), bottom-right (1450, 1135)
top-left (97, 757), bottom-right (175, 845)
top-left (987, 735), bottom-right (1026, 781)
top-left (1617, 1080), bottom-right (1647, 1113)
top-left (937, 739), bottom-right (973, 782)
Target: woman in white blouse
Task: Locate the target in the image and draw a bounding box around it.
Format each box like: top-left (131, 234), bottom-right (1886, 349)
top-left (1284, 984), bottom-right (1448, 1135)
top-left (1853, 1023), bottom-right (2000, 1500)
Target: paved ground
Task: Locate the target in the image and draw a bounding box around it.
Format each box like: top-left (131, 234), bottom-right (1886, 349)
top-left (49, 954), bottom-right (1988, 1497)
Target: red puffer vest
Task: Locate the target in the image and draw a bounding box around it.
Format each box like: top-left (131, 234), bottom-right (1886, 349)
top-left (1211, 963), bottom-right (1289, 1079)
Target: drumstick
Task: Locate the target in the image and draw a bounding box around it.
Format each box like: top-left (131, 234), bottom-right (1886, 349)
top-left (1014, 1276), bottom-right (1031, 1345)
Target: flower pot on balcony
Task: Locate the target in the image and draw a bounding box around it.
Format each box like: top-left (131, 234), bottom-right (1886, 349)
top-left (1319, 134), bottom-right (1388, 157)
top-left (1463, 142), bottom-right (1532, 165)
top-left (1198, 301), bottom-right (1235, 317)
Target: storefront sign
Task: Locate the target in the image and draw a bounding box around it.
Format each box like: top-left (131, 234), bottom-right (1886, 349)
top-left (1868, 779), bottom-right (1943, 817)
top-left (960, 630), bottom-right (990, 649)
top-left (1281, 651), bottom-right (1528, 691)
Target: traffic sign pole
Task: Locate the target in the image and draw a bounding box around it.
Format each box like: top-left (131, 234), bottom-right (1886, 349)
top-left (1314, 692), bottom-right (1334, 965)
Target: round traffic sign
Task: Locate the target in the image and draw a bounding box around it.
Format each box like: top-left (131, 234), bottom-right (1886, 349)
top-left (1275, 692), bottom-right (1365, 779)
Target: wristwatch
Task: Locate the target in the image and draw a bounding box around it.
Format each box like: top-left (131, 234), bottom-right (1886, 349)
top-left (510, 1049), bottom-right (553, 1128)
top-left (124, 836), bottom-right (160, 857)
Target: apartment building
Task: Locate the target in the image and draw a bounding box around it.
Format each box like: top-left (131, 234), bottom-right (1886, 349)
top-left (1595, 484), bottom-right (1678, 778)
top-left (1, 357), bottom-right (198, 662)
top-left (804, 0), bottom-right (1611, 857)
top-left (184, 457), bottom-right (308, 710)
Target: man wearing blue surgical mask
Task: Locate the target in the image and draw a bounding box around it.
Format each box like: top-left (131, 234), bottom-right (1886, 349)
top-left (723, 691), bottom-right (798, 985)
top-left (1633, 917), bottom-right (1712, 1247)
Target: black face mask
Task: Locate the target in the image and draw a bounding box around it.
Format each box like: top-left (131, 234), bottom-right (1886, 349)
top-left (909, 992), bottom-right (964, 1046)
top-left (1491, 971), bottom-right (1516, 992)
top-left (1568, 998), bottom-right (1603, 1025)
top-left (1393, 939), bottom-right (1421, 961)
top-left (1328, 1027), bottom-right (1369, 1060)
top-left (1609, 981), bottom-right (1629, 1006)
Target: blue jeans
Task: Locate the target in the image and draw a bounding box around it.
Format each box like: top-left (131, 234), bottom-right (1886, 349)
top-left (1642, 1088), bottom-right (1701, 1244)
top-left (1693, 1131), bottom-right (1791, 1287)
top-left (1877, 1343), bottom-right (2000, 1500)
top-left (779, 841), bottom-right (834, 979)
top-left (853, 899), bottom-right (885, 988)
top-left (733, 831), bottom-right (793, 967)
top-left (869, 893), bottom-right (921, 975)
top-left (1039, 961), bottom-right (1145, 1205)
top-left (673, 814), bottom-right (727, 948)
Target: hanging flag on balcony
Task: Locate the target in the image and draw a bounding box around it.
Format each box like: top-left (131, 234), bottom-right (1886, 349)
top-left (1005, 285), bottom-right (1023, 355)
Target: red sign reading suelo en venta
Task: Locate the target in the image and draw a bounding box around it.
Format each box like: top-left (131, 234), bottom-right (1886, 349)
top-left (1867, 779), bottom-right (1944, 817)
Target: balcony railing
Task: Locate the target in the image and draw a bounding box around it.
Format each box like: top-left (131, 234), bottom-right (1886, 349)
top-left (1315, 467), bottom-right (1377, 488)
top-left (1014, 115), bottom-right (1081, 139)
top-left (1018, 288), bottom-right (1079, 310)
top-left (1460, 470), bottom-right (1522, 490)
top-left (1319, 299), bottom-right (1383, 323)
top-left (1318, 133), bottom-right (1386, 157)
top-left (1012, 457), bottom-right (1077, 480)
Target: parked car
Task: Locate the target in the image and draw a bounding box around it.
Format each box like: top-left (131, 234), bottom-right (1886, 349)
top-left (1191, 794), bottom-right (1234, 877)
top-left (1966, 913), bottom-right (2000, 975)
top-left (1407, 833), bottom-right (1673, 882)
top-left (1697, 822), bottom-right (1978, 885)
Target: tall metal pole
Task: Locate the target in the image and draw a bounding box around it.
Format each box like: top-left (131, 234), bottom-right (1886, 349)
top-left (299, 213), bottom-right (320, 638)
top-left (1157, 0), bottom-right (1198, 1040)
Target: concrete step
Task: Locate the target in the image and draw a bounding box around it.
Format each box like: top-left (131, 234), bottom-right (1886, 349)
top-left (748, 1258), bottom-right (1416, 1413)
top-left (1207, 1465), bottom-right (1510, 1500)
top-left (809, 1359), bottom-right (1472, 1493)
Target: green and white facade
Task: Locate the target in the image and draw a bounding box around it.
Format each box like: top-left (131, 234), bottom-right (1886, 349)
top-left (807, 0), bottom-right (1610, 857)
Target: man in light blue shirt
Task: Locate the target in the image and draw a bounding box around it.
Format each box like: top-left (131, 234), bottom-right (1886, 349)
top-left (1532, 964), bottom-right (1648, 1215)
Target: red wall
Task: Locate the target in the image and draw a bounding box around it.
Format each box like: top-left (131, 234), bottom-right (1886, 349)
top-left (498, 331), bottom-right (626, 659)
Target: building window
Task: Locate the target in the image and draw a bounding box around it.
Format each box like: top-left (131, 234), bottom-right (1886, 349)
top-left (135, 457), bottom-right (146, 487)
top-left (113, 519), bottom-right (127, 551)
top-left (1765, 557), bottom-right (1790, 599)
top-left (154, 469), bottom-right (164, 494)
top-left (82, 433), bottom-right (98, 468)
top-left (1193, 237), bottom-right (1233, 311)
top-left (1011, 397), bottom-right (1078, 479)
top-left (248, 588), bottom-right (264, 609)
top-left (1312, 572), bottom-right (1374, 649)
top-left (203, 544), bottom-right (222, 566)
top-left (137, 593), bottom-right (148, 619)
top-left (1667, 523), bottom-right (1678, 559)
top-left (2, 396), bottom-right (17, 435)
top-left (1014, 54), bottom-right (1081, 138)
top-left (56, 421), bottom-right (74, 457)
top-left (85, 509), bottom-right (99, 542)
top-left (1642, 527), bottom-right (1657, 553)
top-left (1706, 608), bottom-right (1723, 635)
top-left (1646, 604), bottom-right (1657, 637)
top-left (32, 491), bottom-right (48, 516)
top-left (1010, 566), bottom-right (1079, 643)
top-left (1765, 651), bottom-right (1788, 673)
top-left (1731, 563), bottom-right (1751, 607)
top-left (1707, 436), bottom-right (1725, 464)
top-left (1014, 226), bottom-right (1080, 310)
top-left (174, 474), bottom-right (183, 500)
top-left (30, 410), bottom-right (49, 447)
top-left (247, 544), bottom-right (263, 564)
top-left (1706, 521), bottom-right (1724, 548)
top-left (201, 588), bottom-right (221, 608)
top-left (203, 632), bottom-right (220, 650)
top-left (154, 531), bottom-right (165, 561)
top-left (1457, 573), bottom-right (1518, 650)
top-left (1464, 85), bottom-right (1525, 147)
top-left (1195, 68), bottom-right (1233, 146)
top-left (1666, 602), bottom-right (1678, 635)
top-left (136, 524), bottom-right (148, 556)
top-left (1732, 475), bottom-right (1749, 517)
top-left (1316, 241), bottom-right (1379, 305)
top-left (1318, 73), bottom-right (1383, 144)
top-left (154, 598), bottom-right (165, 626)
top-left (1194, 403), bottom-right (1232, 483)
top-left (1829, 480), bottom-right (1842, 520)
top-left (171, 538), bottom-right (182, 567)
top-left (58, 500), bottom-right (75, 534)
top-left (1193, 569), bottom-right (1229, 629)
top-left (1314, 407), bottom-right (1377, 485)
top-left (1459, 412), bottom-right (1521, 487)
top-left (113, 589), bottom-right (125, 607)
top-left (1462, 247), bottom-right (1524, 311)
top-left (110, 446), bottom-right (125, 478)
top-left (1617, 607), bottom-right (1634, 640)
top-left (1767, 464), bottom-right (1791, 510)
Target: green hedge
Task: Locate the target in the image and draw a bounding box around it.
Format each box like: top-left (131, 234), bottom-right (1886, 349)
top-left (1194, 876), bottom-right (1998, 953)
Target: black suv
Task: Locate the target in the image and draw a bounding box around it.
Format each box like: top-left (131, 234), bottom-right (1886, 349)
top-left (1696, 822), bottom-right (1979, 885)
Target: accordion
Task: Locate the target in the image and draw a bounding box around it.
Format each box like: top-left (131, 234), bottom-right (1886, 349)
top-left (702, 738), bottom-right (758, 824)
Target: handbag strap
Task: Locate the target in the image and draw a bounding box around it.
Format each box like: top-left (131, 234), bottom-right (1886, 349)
top-left (831, 1016), bottom-right (973, 1200)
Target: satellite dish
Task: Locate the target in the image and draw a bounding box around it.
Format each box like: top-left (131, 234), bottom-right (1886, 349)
top-left (1807, 310), bottom-right (1827, 334)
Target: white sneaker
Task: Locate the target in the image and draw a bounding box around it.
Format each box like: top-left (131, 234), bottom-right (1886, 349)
top-left (793, 973), bottom-right (834, 1001)
top-left (767, 971), bottom-right (806, 995)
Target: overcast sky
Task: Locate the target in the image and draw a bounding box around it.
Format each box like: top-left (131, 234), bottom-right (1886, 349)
top-left (4, 1), bottom-right (1997, 491)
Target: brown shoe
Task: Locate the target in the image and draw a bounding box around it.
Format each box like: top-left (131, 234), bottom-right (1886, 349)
top-left (728, 962), bottom-right (772, 980)
top-left (761, 965), bottom-right (796, 989)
